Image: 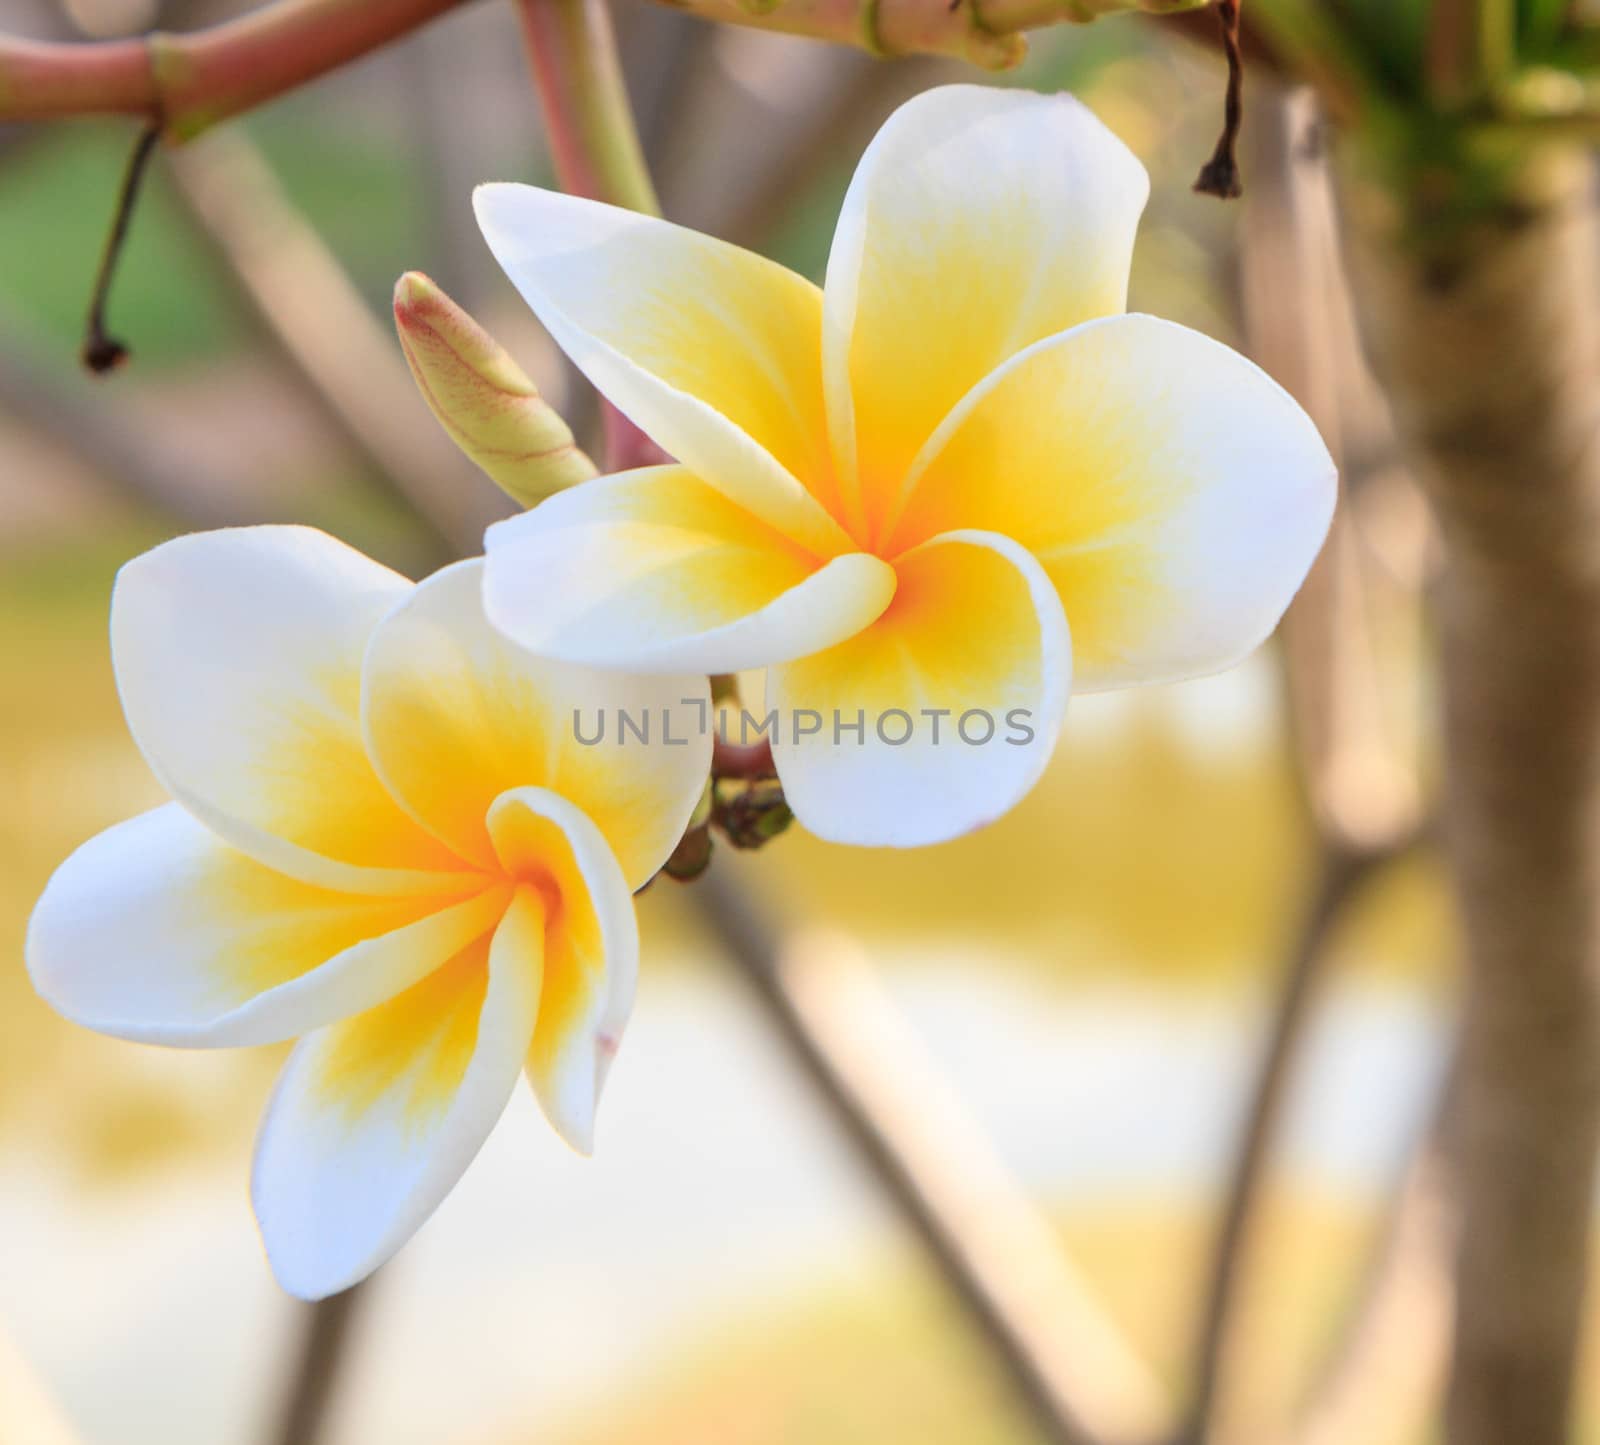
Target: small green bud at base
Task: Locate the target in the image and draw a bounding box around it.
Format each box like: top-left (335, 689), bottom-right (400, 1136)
top-left (661, 824), bottom-right (714, 881)
top-left (713, 778), bottom-right (794, 850)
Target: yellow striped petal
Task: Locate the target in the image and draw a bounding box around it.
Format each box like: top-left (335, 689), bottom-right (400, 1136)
top-left (26, 804), bottom-right (507, 1048)
top-left (768, 530), bottom-right (1070, 847)
top-left (111, 527), bottom-right (468, 895)
top-left (483, 465), bottom-right (896, 674)
top-left (474, 185), bottom-right (853, 557)
top-left (888, 315), bottom-right (1338, 689)
top-left (823, 85), bottom-right (1148, 540)
top-left (252, 892), bottom-right (540, 1300)
top-left (487, 787), bottom-right (638, 1154)
top-left (363, 560), bottom-right (710, 888)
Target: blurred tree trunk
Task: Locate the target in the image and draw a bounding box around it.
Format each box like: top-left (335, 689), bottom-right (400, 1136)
top-left (1342, 144), bottom-right (1600, 1445)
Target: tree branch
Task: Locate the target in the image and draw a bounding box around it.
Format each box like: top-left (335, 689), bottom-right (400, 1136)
top-left (1176, 834), bottom-right (1423, 1445)
top-left (166, 127), bottom-right (506, 562)
top-left (268, 1285), bottom-right (368, 1445)
top-left (694, 878), bottom-right (1171, 1445)
top-left (1343, 136), bottom-right (1600, 1445)
top-left (0, 0), bottom-right (1215, 135)
top-left (516, 0), bottom-right (673, 474)
top-left (639, 0), bottom-right (1204, 67)
top-left (1426, 0), bottom-right (1518, 108)
top-left (516, 0), bottom-right (659, 214)
top-left (0, 0), bottom-right (473, 139)
top-left (1176, 84), bottom-right (1431, 1445)
top-left (1283, 1087), bottom-right (1456, 1445)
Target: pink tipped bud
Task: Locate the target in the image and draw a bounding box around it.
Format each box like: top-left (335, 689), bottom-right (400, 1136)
top-left (394, 271), bottom-right (597, 507)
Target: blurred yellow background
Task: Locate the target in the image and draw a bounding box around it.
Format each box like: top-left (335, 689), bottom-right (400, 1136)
top-left (0, 3), bottom-right (1539, 1442)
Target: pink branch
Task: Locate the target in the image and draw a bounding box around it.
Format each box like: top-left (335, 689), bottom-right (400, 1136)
top-left (516, 0), bottom-right (665, 474)
top-left (0, 0), bottom-right (471, 140)
top-left (0, 0), bottom-right (1214, 136)
top-left (713, 734), bottom-right (777, 781)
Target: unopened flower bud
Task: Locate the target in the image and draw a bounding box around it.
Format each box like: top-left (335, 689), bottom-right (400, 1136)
top-left (393, 271), bottom-right (597, 507)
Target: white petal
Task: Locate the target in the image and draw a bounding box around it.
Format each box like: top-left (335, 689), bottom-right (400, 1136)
top-left (891, 314), bottom-right (1338, 689)
top-left (769, 530), bottom-right (1071, 847)
top-left (110, 526), bottom-right (466, 894)
top-left (474, 184), bottom-right (852, 556)
top-left (252, 889), bottom-right (539, 1299)
top-left (27, 804), bottom-right (507, 1048)
top-left (823, 84), bottom-right (1149, 535)
top-left (486, 787), bottom-right (638, 1154)
top-left (362, 559), bottom-right (710, 888)
top-left (483, 465), bottom-right (895, 674)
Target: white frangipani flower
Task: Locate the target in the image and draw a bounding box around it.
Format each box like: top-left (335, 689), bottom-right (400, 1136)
top-left (27, 526), bottom-right (710, 1299)
top-left (475, 83), bottom-right (1336, 847)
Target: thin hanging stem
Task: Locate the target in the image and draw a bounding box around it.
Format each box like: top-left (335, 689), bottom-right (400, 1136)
top-left (82, 123), bottom-right (159, 373)
top-left (1194, 0), bottom-right (1245, 197)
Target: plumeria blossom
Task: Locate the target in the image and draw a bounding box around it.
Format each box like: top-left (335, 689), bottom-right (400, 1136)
top-left (476, 84), bottom-right (1336, 847)
top-left (27, 527), bottom-right (709, 1299)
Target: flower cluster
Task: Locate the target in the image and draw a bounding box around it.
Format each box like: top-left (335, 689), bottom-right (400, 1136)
top-left (26, 84), bottom-right (1334, 1298)
top-left (475, 84), bottom-right (1333, 846)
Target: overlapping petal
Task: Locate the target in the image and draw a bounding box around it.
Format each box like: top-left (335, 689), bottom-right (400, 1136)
top-left (363, 559), bottom-right (710, 887)
top-left (26, 804), bottom-right (507, 1049)
top-left (823, 85), bottom-right (1149, 538)
top-left (483, 465), bottom-right (896, 675)
top-left (888, 314), bottom-right (1338, 690)
top-left (769, 530), bottom-right (1070, 847)
top-left (111, 527), bottom-right (467, 894)
top-left (473, 185), bottom-right (852, 556)
top-left (252, 891), bottom-right (542, 1300)
top-left (487, 787), bottom-right (638, 1154)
